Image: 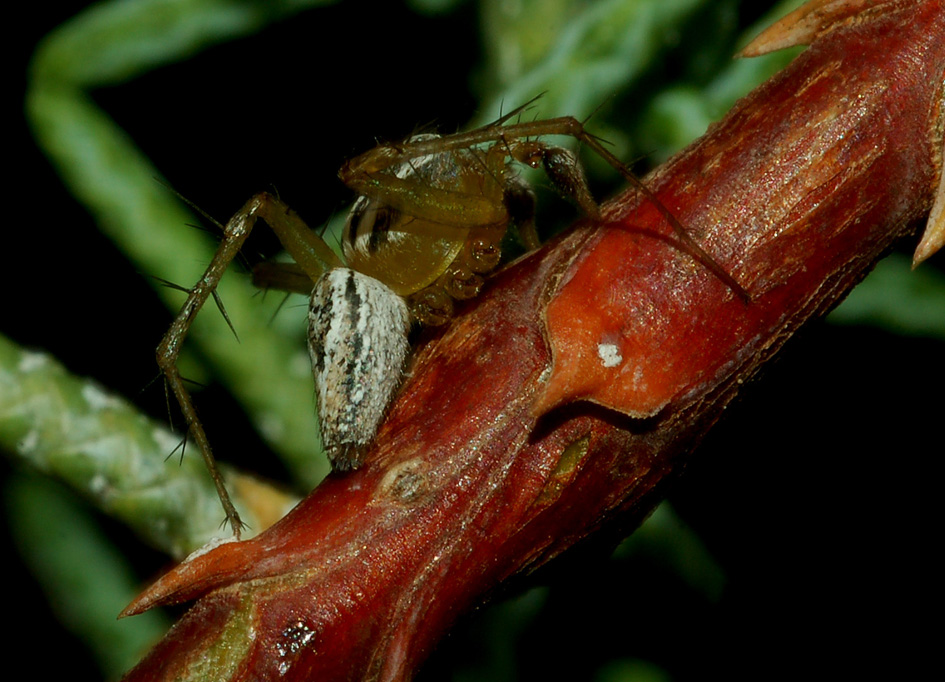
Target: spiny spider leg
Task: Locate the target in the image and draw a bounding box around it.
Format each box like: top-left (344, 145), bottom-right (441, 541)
top-left (343, 114), bottom-right (749, 303)
top-left (157, 192), bottom-right (335, 537)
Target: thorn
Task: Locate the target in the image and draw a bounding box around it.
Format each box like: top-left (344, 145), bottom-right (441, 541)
top-left (165, 435), bottom-right (187, 465)
top-left (913, 156), bottom-right (945, 266)
top-left (266, 292), bottom-right (293, 327)
top-left (151, 275), bottom-right (193, 295)
top-left (162, 377), bottom-right (175, 431)
top-left (491, 93), bottom-right (546, 129)
top-left (581, 94), bottom-right (613, 127)
top-left (211, 290), bottom-right (240, 342)
top-left (154, 177), bottom-right (226, 232)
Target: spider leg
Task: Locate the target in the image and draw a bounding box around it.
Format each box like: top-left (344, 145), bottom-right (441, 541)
top-left (157, 192), bottom-right (334, 538)
top-left (503, 175), bottom-right (541, 251)
top-left (564, 121), bottom-right (751, 303)
top-left (442, 114), bottom-right (750, 302)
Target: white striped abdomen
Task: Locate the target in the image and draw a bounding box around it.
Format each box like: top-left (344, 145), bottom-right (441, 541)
top-left (308, 268), bottom-right (411, 470)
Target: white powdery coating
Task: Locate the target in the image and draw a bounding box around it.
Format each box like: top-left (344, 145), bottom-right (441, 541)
top-left (597, 342), bottom-right (623, 368)
top-left (308, 269), bottom-right (411, 469)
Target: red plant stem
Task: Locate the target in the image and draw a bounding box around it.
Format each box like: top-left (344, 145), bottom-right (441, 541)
top-left (122, 1), bottom-right (944, 680)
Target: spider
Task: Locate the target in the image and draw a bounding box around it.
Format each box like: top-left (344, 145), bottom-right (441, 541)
top-left (157, 97), bottom-right (748, 537)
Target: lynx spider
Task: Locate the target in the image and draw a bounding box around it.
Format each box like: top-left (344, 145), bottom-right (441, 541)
top-left (157, 97), bottom-right (748, 536)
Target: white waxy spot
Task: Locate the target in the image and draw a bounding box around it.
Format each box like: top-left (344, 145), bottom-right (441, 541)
top-left (597, 342), bottom-right (623, 368)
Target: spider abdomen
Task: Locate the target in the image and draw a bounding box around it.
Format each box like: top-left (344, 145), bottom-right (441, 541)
top-left (308, 268), bottom-right (411, 470)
